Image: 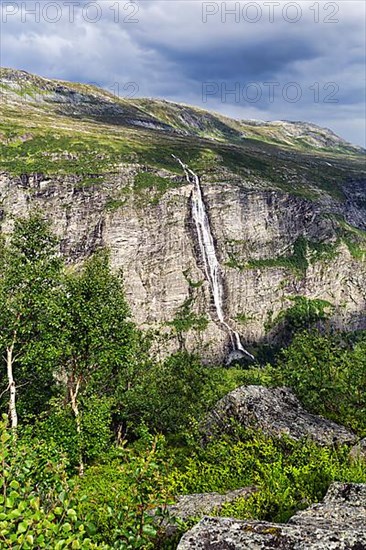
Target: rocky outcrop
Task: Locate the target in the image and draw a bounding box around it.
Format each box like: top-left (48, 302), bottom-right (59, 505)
top-left (204, 385), bottom-right (357, 445)
top-left (177, 482), bottom-right (366, 549)
top-left (165, 487), bottom-right (256, 523)
top-left (153, 487), bottom-right (256, 539)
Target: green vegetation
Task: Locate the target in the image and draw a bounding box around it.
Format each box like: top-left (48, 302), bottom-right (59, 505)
top-left (104, 196), bottom-right (127, 211)
top-left (121, 352), bottom-right (212, 436)
top-left (132, 171), bottom-right (176, 205)
top-left (1, 69), bottom-right (365, 206)
top-left (168, 430), bottom-right (366, 523)
top-left (0, 214), bottom-right (365, 548)
top-left (0, 216), bottom-right (63, 426)
top-left (227, 236), bottom-right (340, 276)
top-left (167, 297), bottom-right (209, 335)
top-left (182, 269), bottom-right (204, 289)
top-left (0, 131), bottom-right (133, 176)
top-left (247, 237), bottom-right (329, 275)
top-left (1, 69), bottom-right (365, 547)
top-left (235, 312), bottom-right (255, 325)
top-left (265, 296), bottom-right (333, 336)
top-left (336, 218), bottom-right (366, 260)
top-left (0, 417), bottom-right (102, 549)
top-left (274, 330), bottom-right (366, 436)
top-left (77, 432), bottom-right (171, 548)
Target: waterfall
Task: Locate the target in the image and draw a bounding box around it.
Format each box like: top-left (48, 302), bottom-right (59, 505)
top-left (173, 156), bottom-right (254, 361)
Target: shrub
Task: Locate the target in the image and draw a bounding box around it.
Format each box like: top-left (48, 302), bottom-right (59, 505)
top-left (0, 416), bottom-right (104, 549)
top-left (77, 432), bottom-right (172, 549)
top-left (167, 429), bottom-right (366, 524)
top-left (274, 330), bottom-right (366, 435)
top-left (121, 352), bottom-right (211, 435)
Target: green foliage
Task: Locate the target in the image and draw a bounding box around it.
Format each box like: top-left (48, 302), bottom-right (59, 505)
top-left (196, 365), bottom-right (276, 411)
top-left (335, 219), bottom-right (366, 260)
top-left (228, 237), bottom-right (339, 276)
top-left (266, 296), bottom-right (333, 336)
top-left (59, 250), bottom-right (136, 389)
top-left (248, 237), bottom-right (309, 275)
top-left (307, 239), bottom-right (340, 263)
top-left (219, 437), bottom-right (366, 523)
top-left (37, 396), bottom-right (114, 469)
top-left (0, 213), bottom-right (365, 548)
top-left (168, 429), bottom-right (366, 523)
top-left (55, 250), bottom-right (138, 472)
top-left (235, 312), bottom-right (255, 325)
top-left (77, 433), bottom-right (171, 549)
top-left (120, 352), bottom-right (211, 435)
top-left (274, 330), bottom-right (366, 436)
top-left (104, 197), bottom-right (127, 212)
top-left (0, 416), bottom-right (104, 549)
top-left (0, 132), bottom-right (132, 176)
top-left (0, 215), bottom-right (63, 420)
top-left (35, 406), bottom-right (80, 469)
top-left (132, 171), bottom-right (176, 205)
top-left (168, 297), bottom-right (208, 335)
top-left (182, 269), bottom-right (204, 289)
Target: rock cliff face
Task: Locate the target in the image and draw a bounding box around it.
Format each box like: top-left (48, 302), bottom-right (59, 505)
top-left (1, 69), bottom-right (365, 363)
top-left (0, 165), bottom-right (365, 362)
top-left (177, 482), bottom-right (366, 549)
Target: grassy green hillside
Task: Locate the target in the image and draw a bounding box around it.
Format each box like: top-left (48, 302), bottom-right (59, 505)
top-left (1, 68), bottom-right (365, 202)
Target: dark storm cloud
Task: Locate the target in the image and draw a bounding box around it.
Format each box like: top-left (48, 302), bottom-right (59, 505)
top-left (0, 0), bottom-right (365, 146)
top-left (150, 36), bottom-right (320, 82)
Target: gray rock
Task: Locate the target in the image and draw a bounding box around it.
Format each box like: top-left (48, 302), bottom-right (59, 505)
top-left (289, 482), bottom-right (366, 531)
top-left (350, 438), bottom-right (366, 462)
top-left (153, 487), bottom-right (256, 539)
top-left (166, 487), bottom-right (256, 522)
top-left (177, 482), bottom-right (366, 549)
top-left (204, 385), bottom-right (356, 445)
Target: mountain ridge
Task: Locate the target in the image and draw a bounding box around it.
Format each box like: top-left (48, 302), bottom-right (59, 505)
top-left (1, 67), bottom-right (364, 155)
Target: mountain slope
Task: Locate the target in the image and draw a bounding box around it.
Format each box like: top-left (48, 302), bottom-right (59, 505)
top-left (0, 68), bottom-right (365, 361)
top-left (1, 68), bottom-right (364, 154)
top-left (1, 68), bottom-right (365, 199)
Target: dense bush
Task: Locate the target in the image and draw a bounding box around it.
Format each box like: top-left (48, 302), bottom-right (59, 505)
top-left (77, 432), bottom-right (172, 548)
top-left (0, 416), bottom-right (104, 549)
top-left (35, 395), bottom-right (114, 470)
top-left (274, 330), bottom-right (366, 436)
top-left (167, 428), bottom-right (366, 523)
top-left (120, 352), bottom-right (212, 435)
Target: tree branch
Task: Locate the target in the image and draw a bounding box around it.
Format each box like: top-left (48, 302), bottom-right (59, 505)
top-left (0, 384), bottom-right (10, 400)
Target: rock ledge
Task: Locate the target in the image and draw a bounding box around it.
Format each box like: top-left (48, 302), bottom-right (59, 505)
top-left (177, 482), bottom-right (366, 549)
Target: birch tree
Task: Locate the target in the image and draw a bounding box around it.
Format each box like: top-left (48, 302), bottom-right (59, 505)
top-left (0, 216), bottom-right (62, 429)
top-left (59, 250), bottom-right (137, 475)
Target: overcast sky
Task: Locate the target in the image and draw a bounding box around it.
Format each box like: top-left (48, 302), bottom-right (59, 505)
top-left (1, 0), bottom-right (365, 146)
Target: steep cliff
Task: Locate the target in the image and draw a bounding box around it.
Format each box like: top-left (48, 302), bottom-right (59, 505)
top-left (1, 69), bottom-right (365, 362)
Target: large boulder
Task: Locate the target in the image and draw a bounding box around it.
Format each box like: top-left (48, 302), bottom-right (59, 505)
top-left (177, 482), bottom-right (366, 549)
top-left (204, 385), bottom-right (356, 446)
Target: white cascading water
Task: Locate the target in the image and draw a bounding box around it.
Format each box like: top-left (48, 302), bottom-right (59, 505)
top-left (173, 156), bottom-right (254, 360)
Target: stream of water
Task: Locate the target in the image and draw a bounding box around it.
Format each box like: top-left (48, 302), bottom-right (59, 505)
top-left (173, 156), bottom-right (254, 360)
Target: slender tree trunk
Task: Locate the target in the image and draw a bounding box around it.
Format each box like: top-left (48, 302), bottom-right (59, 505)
top-left (6, 345), bottom-right (17, 429)
top-left (69, 376), bottom-right (84, 476)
